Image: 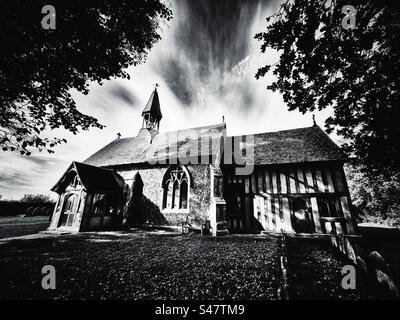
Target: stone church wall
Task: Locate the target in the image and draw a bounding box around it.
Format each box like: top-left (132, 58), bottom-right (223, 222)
top-left (186, 164), bottom-right (211, 225)
top-left (115, 163), bottom-right (211, 226)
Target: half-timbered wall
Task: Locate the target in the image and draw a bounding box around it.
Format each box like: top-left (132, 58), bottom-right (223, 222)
top-left (223, 162), bottom-right (355, 234)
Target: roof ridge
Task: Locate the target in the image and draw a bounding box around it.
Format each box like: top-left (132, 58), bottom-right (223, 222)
top-left (228, 125), bottom-right (317, 138)
top-left (161, 122), bottom-right (226, 134)
top-left (73, 161), bottom-right (115, 172)
top-left (83, 123), bottom-right (347, 167)
top-left (113, 122), bottom-right (227, 142)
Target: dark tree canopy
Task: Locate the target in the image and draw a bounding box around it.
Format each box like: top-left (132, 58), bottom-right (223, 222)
top-left (346, 164), bottom-right (400, 227)
top-left (0, 0), bottom-right (172, 155)
top-left (256, 0), bottom-right (400, 176)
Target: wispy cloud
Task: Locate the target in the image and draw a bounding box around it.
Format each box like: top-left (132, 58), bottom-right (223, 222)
top-left (0, 0), bottom-right (334, 199)
top-left (0, 153), bottom-right (68, 199)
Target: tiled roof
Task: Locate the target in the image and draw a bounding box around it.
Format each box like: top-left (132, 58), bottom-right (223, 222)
top-left (84, 123), bottom-right (227, 167)
top-left (84, 124), bottom-right (345, 168)
top-left (51, 162), bottom-right (125, 194)
top-left (236, 125), bottom-right (346, 165)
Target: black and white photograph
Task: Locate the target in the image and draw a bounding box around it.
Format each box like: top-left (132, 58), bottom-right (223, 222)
top-left (0, 0), bottom-right (400, 312)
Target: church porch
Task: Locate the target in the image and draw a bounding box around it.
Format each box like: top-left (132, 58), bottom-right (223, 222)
top-left (48, 162), bottom-right (126, 233)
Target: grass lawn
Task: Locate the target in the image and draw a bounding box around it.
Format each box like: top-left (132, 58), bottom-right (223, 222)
top-left (285, 236), bottom-right (384, 299)
top-left (0, 231), bottom-right (283, 300)
top-left (0, 218), bottom-right (391, 300)
top-left (0, 216), bottom-right (50, 239)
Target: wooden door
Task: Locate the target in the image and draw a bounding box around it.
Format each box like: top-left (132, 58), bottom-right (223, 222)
top-left (58, 193), bottom-right (79, 228)
top-left (225, 183), bottom-right (246, 233)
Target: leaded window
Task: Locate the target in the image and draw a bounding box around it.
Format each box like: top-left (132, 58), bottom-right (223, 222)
top-left (162, 166), bottom-right (189, 210)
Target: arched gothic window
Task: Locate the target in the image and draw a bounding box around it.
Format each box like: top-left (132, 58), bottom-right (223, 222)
top-left (162, 166), bottom-right (190, 210)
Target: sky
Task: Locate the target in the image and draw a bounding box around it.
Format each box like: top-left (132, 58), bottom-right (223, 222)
top-left (0, 0), bottom-right (335, 200)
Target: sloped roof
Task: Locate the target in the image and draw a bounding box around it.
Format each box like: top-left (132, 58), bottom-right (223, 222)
top-left (235, 125), bottom-right (346, 165)
top-left (51, 161), bottom-right (125, 194)
top-left (84, 123), bottom-right (227, 167)
top-left (84, 124), bottom-right (345, 168)
top-left (142, 89), bottom-right (162, 119)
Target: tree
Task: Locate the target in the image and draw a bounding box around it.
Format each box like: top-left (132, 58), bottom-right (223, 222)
top-left (346, 164), bottom-right (400, 227)
top-left (255, 0), bottom-right (400, 176)
top-left (20, 193), bottom-right (53, 204)
top-left (0, 0), bottom-right (172, 155)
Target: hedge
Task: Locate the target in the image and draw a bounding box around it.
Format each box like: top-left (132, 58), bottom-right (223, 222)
top-left (0, 201), bottom-right (55, 216)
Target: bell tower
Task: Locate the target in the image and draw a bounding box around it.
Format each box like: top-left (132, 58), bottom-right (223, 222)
top-left (141, 84), bottom-right (162, 131)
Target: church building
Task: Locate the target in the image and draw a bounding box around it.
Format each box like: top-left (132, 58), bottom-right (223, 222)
top-left (48, 87), bottom-right (357, 236)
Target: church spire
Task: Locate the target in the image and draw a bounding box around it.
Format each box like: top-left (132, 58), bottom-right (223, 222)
top-left (141, 84), bottom-right (162, 131)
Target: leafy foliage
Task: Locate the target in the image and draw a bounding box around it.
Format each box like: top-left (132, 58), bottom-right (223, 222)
top-left (0, 194), bottom-right (54, 216)
top-left (346, 164), bottom-right (400, 227)
top-left (256, 0), bottom-right (400, 176)
top-left (0, 0), bottom-right (172, 155)
top-left (19, 193), bottom-right (53, 204)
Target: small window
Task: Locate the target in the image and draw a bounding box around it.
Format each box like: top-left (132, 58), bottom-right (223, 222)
top-left (214, 176), bottom-right (223, 197)
top-left (180, 180), bottom-right (188, 209)
top-left (64, 194), bottom-right (78, 213)
top-left (292, 198), bottom-right (314, 233)
top-left (172, 180), bottom-right (180, 209)
top-left (216, 204), bottom-right (226, 221)
top-left (293, 198), bottom-right (310, 220)
top-left (319, 198), bottom-right (340, 217)
top-left (87, 194), bottom-right (112, 215)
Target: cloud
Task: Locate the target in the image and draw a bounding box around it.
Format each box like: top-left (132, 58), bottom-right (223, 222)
top-left (151, 0), bottom-right (282, 111)
top-left (0, 0), bottom-right (336, 199)
top-left (107, 83), bottom-right (139, 108)
top-left (0, 153), bottom-right (68, 199)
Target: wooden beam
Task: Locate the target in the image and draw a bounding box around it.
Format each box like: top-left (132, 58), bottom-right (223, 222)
top-left (325, 168), bottom-right (335, 193)
top-left (340, 196), bottom-right (355, 234)
top-left (265, 168), bottom-right (272, 193)
top-left (310, 197), bottom-right (322, 233)
top-left (271, 170), bottom-right (278, 194)
top-left (289, 168), bottom-right (296, 194)
top-left (280, 172), bottom-right (288, 194)
top-left (305, 167), bottom-right (315, 193)
top-left (297, 168), bottom-right (306, 193)
top-left (315, 169), bottom-right (325, 192)
top-left (282, 197), bottom-right (292, 232)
